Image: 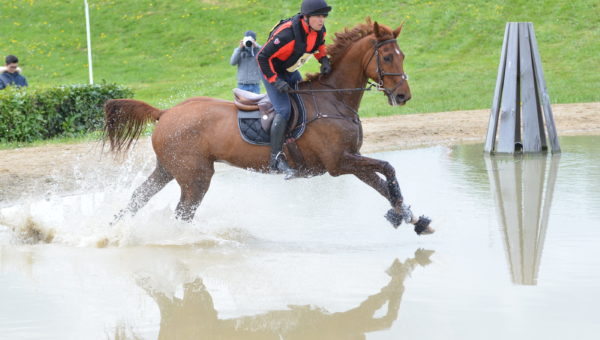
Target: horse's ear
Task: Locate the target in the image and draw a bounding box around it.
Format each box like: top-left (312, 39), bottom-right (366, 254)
top-left (393, 22), bottom-right (404, 38)
top-left (373, 21), bottom-right (381, 38)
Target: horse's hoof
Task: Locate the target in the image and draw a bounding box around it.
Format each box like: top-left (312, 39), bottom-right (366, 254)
top-left (385, 209), bottom-right (403, 229)
top-left (414, 215), bottom-right (434, 235)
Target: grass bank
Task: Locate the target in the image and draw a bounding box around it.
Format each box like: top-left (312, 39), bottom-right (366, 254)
top-left (1, 0), bottom-right (598, 117)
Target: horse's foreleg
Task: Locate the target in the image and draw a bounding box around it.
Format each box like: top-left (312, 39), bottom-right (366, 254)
top-left (174, 164), bottom-right (214, 222)
top-left (333, 153), bottom-right (402, 208)
top-left (354, 171), bottom-right (415, 228)
top-left (112, 162), bottom-right (173, 224)
top-left (333, 152), bottom-right (433, 234)
top-left (353, 171), bottom-right (395, 204)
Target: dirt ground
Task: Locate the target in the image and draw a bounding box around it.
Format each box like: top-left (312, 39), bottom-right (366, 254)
top-left (1, 102), bottom-right (598, 202)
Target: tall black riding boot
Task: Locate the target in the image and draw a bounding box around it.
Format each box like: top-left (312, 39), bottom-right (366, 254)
top-left (269, 114), bottom-right (298, 179)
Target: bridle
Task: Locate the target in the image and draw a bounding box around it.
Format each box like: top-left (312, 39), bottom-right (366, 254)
top-left (365, 38), bottom-right (409, 97)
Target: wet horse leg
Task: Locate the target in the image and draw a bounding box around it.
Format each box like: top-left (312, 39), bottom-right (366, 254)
top-left (354, 171), bottom-right (400, 207)
top-left (112, 161), bottom-right (173, 223)
top-left (333, 152), bottom-right (433, 233)
top-left (174, 162), bottom-right (215, 221)
top-left (333, 152), bottom-right (403, 209)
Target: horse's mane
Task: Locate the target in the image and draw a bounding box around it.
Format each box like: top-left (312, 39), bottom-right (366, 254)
top-left (304, 18), bottom-right (395, 82)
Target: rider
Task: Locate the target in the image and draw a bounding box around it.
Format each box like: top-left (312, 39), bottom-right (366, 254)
top-left (257, 0), bottom-right (332, 178)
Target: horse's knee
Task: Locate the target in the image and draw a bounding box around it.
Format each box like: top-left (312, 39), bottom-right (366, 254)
top-left (382, 161), bottom-right (396, 178)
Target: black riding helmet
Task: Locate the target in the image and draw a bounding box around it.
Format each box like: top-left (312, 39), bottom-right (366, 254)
top-left (301, 0), bottom-right (332, 16)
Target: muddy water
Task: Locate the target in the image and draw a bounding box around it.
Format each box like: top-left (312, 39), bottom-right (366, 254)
top-left (1, 136), bottom-right (599, 340)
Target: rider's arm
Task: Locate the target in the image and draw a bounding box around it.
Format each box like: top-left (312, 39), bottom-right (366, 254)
top-left (314, 31), bottom-right (328, 61)
top-left (256, 26), bottom-right (295, 83)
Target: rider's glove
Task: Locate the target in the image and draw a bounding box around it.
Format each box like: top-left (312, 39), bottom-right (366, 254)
top-left (273, 78), bottom-right (292, 93)
top-left (319, 56), bottom-right (332, 75)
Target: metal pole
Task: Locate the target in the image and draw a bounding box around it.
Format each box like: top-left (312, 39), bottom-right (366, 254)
top-left (484, 23), bottom-right (510, 153)
top-left (84, 0), bottom-right (94, 84)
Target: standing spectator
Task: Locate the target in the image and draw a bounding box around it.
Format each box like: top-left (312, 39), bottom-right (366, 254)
top-left (230, 30), bottom-right (262, 94)
top-left (0, 55), bottom-right (28, 90)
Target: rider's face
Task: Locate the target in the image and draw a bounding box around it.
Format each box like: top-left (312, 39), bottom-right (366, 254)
top-left (308, 15), bottom-right (326, 31)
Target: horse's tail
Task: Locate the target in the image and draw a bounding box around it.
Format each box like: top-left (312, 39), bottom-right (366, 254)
top-left (103, 99), bottom-right (164, 153)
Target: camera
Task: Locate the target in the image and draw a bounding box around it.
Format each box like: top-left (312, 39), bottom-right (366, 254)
top-left (243, 36), bottom-right (254, 48)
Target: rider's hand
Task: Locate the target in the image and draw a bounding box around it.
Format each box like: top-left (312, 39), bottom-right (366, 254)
top-left (320, 56), bottom-right (332, 75)
top-left (273, 78), bottom-right (292, 93)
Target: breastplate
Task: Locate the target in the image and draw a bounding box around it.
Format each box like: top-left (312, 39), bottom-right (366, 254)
top-left (286, 53), bottom-right (314, 72)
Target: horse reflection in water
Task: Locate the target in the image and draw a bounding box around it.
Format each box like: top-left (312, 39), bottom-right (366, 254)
top-left (134, 249), bottom-right (433, 340)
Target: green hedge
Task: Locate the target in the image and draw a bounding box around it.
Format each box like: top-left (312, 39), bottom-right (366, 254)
top-left (0, 83), bottom-right (133, 142)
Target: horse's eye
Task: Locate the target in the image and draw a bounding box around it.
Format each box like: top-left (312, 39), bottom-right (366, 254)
top-left (383, 55), bottom-right (393, 63)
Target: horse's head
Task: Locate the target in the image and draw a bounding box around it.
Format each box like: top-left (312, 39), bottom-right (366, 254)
top-left (364, 22), bottom-right (411, 106)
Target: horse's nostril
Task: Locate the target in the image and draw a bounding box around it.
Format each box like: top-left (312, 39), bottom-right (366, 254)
top-left (396, 94), bottom-right (406, 102)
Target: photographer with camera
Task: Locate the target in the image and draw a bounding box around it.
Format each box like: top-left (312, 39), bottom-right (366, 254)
top-left (229, 30), bottom-right (262, 94)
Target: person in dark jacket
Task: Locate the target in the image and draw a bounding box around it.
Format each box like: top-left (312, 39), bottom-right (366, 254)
top-left (230, 30), bottom-right (262, 94)
top-left (257, 0), bottom-right (332, 178)
top-left (0, 55), bottom-right (28, 90)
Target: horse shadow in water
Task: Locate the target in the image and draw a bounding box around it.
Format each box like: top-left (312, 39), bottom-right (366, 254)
top-left (133, 249), bottom-right (434, 340)
top-left (103, 19), bottom-right (433, 235)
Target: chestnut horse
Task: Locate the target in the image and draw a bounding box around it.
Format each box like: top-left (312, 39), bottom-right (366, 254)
top-left (104, 19), bottom-right (434, 235)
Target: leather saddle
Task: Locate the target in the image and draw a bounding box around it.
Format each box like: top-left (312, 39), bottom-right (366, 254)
top-left (233, 88), bottom-right (300, 133)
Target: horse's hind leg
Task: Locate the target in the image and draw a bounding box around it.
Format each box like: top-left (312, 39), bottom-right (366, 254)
top-left (174, 161), bottom-right (215, 222)
top-left (112, 161), bottom-right (173, 223)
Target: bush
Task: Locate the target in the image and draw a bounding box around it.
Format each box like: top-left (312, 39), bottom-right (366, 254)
top-left (0, 83), bottom-right (133, 142)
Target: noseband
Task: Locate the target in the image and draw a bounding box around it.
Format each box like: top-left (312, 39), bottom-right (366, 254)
top-left (366, 38), bottom-right (409, 97)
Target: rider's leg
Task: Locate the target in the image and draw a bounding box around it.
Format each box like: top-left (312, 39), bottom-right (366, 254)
top-left (261, 71), bottom-right (301, 178)
top-left (269, 114), bottom-right (295, 173)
